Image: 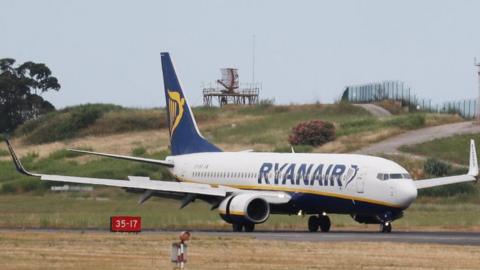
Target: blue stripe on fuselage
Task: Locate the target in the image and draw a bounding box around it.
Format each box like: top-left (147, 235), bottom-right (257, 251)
top-left (289, 192), bottom-right (403, 216)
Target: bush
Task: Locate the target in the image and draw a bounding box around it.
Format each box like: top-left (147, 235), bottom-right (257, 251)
top-left (419, 158), bottom-right (477, 197)
top-left (288, 120), bottom-right (335, 146)
top-left (424, 158), bottom-right (450, 177)
top-left (16, 104), bottom-right (122, 144)
top-left (132, 147), bottom-right (147, 156)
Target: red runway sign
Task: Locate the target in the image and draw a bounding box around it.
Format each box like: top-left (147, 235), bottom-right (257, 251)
top-left (110, 216), bottom-right (142, 232)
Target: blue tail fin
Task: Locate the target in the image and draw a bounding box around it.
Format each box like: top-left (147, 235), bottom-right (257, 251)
top-left (161, 52), bottom-right (222, 155)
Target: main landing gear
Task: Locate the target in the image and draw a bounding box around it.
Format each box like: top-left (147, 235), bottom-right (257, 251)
top-left (308, 214), bottom-right (331, 232)
top-left (232, 223), bottom-right (255, 232)
top-left (380, 222), bottom-right (392, 233)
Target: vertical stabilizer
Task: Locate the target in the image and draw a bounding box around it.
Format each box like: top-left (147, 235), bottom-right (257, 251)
top-left (468, 139), bottom-right (478, 177)
top-left (161, 52), bottom-right (221, 155)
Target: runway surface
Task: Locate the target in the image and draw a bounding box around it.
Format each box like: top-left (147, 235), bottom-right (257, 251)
top-left (2, 228), bottom-right (479, 246)
top-left (225, 231), bottom-right (480, 246)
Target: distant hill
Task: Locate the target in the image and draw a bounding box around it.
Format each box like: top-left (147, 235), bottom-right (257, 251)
top-left (9, 102), bottom-right (464, 151)
top-left (0, 102), bottom-right (466, 194)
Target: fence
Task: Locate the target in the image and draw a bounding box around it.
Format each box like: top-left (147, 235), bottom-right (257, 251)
top-left (341, 80), bottom-right (477, 119)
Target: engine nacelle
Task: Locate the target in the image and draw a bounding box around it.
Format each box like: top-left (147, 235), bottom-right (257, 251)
top-left (219, 194), bottom-right (270, 224)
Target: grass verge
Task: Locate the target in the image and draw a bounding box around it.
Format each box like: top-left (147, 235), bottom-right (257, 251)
top-left (1, 231), bottom-right (479, 270)
top-left (400, 133), bottom-right (480, 165)
top-left (0, 194), bottom-right (478, 231)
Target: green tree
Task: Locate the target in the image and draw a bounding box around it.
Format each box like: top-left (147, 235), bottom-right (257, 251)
top-left (0, 58), bottom-right (60, 133)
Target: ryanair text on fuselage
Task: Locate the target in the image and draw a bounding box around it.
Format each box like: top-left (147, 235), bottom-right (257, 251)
top-left (257, 163), bottom-right (359, 188)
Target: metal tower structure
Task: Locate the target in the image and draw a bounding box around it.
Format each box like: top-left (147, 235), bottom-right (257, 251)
top-left (203, 68), bottom-right (260, 107)
top-left (476, 58), bottom-right (480, 121)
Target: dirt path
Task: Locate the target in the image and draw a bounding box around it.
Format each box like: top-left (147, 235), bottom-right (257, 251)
top-left (354, 103), bottom-right (392, 117)
top-left (355, 121), bottom-right (480, 155)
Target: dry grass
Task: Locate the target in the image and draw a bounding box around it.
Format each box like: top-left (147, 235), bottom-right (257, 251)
top-left (0, 130), bottom-right (170, 162)
top-left (425, 114), bottom-right (464, 126)
top-left (315, 127), bottom-right (402, 153)
top-left (374, 100), bottom-right (405, 114)
top-left (0, 231), bottom-right (479, 270)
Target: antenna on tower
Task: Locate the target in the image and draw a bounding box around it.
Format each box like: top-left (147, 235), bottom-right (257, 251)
top-left (475, 57), bottom-right (480, 121)
top-left (252, 34), bottom-right (256, 85)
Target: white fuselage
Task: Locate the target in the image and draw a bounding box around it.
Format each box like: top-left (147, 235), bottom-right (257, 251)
top-left (167, 152), bottom-right (418, 214)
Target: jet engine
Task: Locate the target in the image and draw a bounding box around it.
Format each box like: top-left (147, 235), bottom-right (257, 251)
top-left (218, 194), bottom-right (270, 224)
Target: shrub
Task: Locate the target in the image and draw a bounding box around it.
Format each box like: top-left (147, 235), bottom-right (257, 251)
top-left (132, 147), bottom-right (147, 156)
top-left (419, 158), bottom-right (477, 197)
top-left (424, 158), bottom-right (450, 177)
top-left (288, 120), bottom-right (335, 146)
top-left (16, 104), bottom-right (122, 144)
top-left (1, 182), bottom-right (16, 193)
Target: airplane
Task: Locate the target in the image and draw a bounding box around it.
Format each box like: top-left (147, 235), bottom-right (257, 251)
top-left (4, 52), bottom-right (479, 233)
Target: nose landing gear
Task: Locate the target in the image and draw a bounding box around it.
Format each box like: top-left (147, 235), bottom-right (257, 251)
top-left (308, 214), bottom-right (331, 232)
top-left (380, 222), bottom-right (392, 233)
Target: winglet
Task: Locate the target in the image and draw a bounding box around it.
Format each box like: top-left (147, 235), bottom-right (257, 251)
top-left (3, 138), bottom-right (40, 177)
top-left (468, 139), bottom-right (478, 177)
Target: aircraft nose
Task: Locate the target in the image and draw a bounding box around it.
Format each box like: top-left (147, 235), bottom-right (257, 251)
top-left (398, 180), bottom-right (417, 208)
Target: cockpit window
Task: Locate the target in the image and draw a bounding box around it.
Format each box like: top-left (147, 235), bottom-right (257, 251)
top-left (377, 173), bottom-right (412, 180)
top-left (389, 173), bottom-right (403, 179)
top-left (377, 173), bottom-right (388, 180)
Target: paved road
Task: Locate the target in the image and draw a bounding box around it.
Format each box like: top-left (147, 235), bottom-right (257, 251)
top-left (355, 121), bottom-right (480, 155)
top-left (354, 104), bottom-right (392, 117)
top-left (3, 228), bottom-right (479, 246)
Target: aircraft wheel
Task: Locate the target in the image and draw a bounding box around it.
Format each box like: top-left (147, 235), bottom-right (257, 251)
top-left (319, 215), bottom-right (331, 232)
top-left (244, 223), bottom-right (255, 232)
top-left (380, 222), bottom-right (392, 233)
top-left (232, 223), bottom-right (244, 232)
top-left (308, 216), bottom-right (319, 232)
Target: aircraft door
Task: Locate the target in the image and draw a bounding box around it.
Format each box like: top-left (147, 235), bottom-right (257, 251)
top-left (356, 172), bottom-right (366, 193)
top-left (389, 184), bottom-right (396, 197)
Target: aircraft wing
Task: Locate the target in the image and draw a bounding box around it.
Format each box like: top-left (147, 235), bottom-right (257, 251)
top-left (4, 138), bottom-right (291, 204)
top-left (67, 149), bottom-right (174, 167)
top-left (41, 175), bottom-right (227, 196)
top-left (414, 139), bottom-right (478, 189)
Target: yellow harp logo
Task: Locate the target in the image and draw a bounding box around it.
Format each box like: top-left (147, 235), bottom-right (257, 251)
top-left (168, 90), bottom-right (185, 136)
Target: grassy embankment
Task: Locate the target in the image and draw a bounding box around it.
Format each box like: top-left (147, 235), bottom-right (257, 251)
top-left (400, 133), bottom-right (480, 165)
top-left (0, 103), bottom-right (462, 193)
top-left (1, 231), bottom-right (479, 270)
top-left (0, 103), bottom-right (474, 230)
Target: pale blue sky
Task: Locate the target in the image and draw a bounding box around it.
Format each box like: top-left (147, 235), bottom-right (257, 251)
top-left (2, 0), bottom-right (480, 108)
